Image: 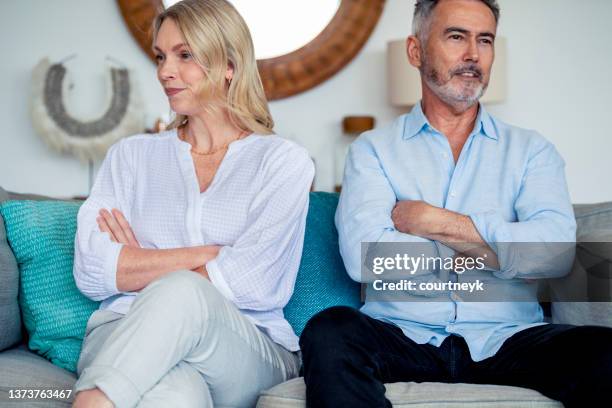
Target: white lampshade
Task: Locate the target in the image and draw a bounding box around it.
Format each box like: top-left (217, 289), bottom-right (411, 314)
top-left (387, 37), bottom-right (507, 106)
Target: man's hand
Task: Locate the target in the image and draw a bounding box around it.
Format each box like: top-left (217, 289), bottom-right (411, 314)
top-left (391, 200), bottom-right (443, 237)
top-left (97, 208), bottom-right (140, 248)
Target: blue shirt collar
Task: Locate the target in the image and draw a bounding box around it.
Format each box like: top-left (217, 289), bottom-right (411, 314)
top-left (402, 101), bottom-right (498, 141)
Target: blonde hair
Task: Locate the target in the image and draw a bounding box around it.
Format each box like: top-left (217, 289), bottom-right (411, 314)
top-left (153, 0), bottom-right (274, 134)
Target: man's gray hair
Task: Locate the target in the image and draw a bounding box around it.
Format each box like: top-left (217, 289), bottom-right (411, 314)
top-left (412, 0), bottom-right (500, 41)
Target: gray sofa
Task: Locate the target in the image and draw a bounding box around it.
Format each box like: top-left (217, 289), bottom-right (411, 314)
top-left (2, 185), bottom-right (611, 407)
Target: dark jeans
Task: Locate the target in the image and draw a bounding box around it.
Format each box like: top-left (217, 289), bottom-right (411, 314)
top-left (300, 306), bottom-right (612, 408)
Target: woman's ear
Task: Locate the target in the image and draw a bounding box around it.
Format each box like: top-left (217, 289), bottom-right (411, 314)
top-left (226, 62), bottom-right (234, 83)
top-left (407, 35), bottom-right (422, 69)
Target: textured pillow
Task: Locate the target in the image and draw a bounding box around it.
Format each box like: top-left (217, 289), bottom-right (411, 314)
top-left (0, 187), bottom-right (22, 351)
top-left (284, 192), bottom-right (362, 336)
top-left (0, 200), bottom-right (99, 372)
top-left (574, 202), bottom-right (612, 239)
top-left (552, 203), bottom-right (612, 327)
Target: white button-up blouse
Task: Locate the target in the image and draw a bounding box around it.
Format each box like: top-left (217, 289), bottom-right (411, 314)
top-left (73, 129), bottom-right (314, 351)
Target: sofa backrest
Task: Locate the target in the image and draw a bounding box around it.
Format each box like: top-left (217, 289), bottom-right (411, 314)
top-left (0, 187), bottom-right (22, 351)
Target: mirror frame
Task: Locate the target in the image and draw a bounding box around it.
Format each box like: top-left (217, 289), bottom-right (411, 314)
top-left (117, 0), bottom-right (385, 100)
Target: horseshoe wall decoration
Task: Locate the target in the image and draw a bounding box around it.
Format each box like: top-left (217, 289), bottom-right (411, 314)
top-left (30, 58), bottom-right (145, 162)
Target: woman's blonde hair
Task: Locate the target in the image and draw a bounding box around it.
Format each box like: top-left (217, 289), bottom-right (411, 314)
top-left (153, 0), bottom-right (274, 134)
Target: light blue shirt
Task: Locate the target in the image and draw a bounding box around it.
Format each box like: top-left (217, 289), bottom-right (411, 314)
top-left (335, 102), bottom-right (577, 362)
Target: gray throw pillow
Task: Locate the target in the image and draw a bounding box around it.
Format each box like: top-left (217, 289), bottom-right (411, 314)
top-left (0, 186), bottom-right (22, 350)
top-left (574, 202), bottom-right (612, 239)
top-left (551, 203), bottom-right (612, 327)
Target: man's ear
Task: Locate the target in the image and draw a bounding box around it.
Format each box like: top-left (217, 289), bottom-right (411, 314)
top-left (407, 35), bottom-right (422, 69)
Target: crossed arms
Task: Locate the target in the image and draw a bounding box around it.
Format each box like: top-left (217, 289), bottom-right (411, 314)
top-left (391, 200), bottom-right (499, 269)
top-left (73, 138), bottom-right (315, 308)
top-left (335, 132), bottom-right (576, 283)
top-left (95, 208), bottom-right (220, 292)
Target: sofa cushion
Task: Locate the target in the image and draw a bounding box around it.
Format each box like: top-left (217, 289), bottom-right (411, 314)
top-left (256, 377), bottom-right (563, 408)
top-left (284, 192), bottom-right (361, 336)
top-left (0, 200), bottom-right (98, 373)
top-left (0, 187), bottom-right (22, 352)
top-left (0, 345), bottom-right (75, 407)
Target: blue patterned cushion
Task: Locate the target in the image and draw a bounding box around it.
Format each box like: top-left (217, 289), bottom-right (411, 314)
top-left (0, 200), bottom-right (98, 373)
top-left (284, 192), bottom-right (362, 336)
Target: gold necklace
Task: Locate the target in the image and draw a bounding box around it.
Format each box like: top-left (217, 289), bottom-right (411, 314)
top-left (180, 127), bottom-right (246, 156)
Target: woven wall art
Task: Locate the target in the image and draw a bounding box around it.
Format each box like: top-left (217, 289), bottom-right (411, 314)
top-left (30, 58), bottom-right (145, 162)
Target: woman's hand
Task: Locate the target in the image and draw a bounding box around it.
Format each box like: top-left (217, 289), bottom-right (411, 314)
top-left (192, 265), bottom-right (209, 279)
top-left (191, 246), bottom-right (222, 279)
top-left (97, 209), bottom-right (141, 248)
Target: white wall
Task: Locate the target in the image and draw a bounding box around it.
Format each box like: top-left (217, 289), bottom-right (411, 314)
top-left (1, 0), bottom-right (611, 203)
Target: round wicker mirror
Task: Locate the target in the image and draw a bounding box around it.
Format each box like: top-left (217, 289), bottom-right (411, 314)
top-left (116, 0), bottom-right (385, 100)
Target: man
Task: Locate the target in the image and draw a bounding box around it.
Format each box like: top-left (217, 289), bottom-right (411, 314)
top-left (299, 1), bottom-right (612, 407)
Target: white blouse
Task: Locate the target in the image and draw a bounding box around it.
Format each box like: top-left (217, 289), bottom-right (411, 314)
top-left (73, 129), bottom-right (314, 351)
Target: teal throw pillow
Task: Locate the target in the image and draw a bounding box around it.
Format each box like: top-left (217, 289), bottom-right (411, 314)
top-left (284, 192), bottom-right (362, 336)
top-left (0, 200), bottom-right (99, 373)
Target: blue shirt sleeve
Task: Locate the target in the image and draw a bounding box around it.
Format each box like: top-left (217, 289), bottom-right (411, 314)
top-left (336, 135), bottom-right (443, 284)
top-left (470, 135), bottom-right (577, 279)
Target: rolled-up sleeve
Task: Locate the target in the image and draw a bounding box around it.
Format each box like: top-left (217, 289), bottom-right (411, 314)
top-left (73, 140), bottom-right (134, 301)
top-left (206, 145), bottom-right (314, 311)
top-left (336, 137), bottom-right (441, 283)
top-left (470, 137), bottom-right (577, 279)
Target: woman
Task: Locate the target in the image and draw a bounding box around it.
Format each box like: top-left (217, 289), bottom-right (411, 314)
top-left (71, 1), bottom-right (313, 407)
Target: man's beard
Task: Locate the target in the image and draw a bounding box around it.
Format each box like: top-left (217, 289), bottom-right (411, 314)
top-left (420, 55), bottom-right (488, 111)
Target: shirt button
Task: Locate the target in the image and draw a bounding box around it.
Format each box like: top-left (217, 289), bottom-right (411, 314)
top-left (451, 292), bottom-right (462, 302)
top-left (442, 152), bottom-right (449, 158)
top-left (450, 192), bottom-right (456, 198)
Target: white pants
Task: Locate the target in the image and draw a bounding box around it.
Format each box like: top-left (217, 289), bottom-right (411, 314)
top-left (74, 270), bottom-right (300, 408)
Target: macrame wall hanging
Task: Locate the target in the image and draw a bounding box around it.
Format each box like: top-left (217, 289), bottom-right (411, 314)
top-left (30, 57), bottom-right (145, 163)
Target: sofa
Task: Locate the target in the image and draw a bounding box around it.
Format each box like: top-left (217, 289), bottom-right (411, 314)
top-left (1, 185), bottom-right (611, 408)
